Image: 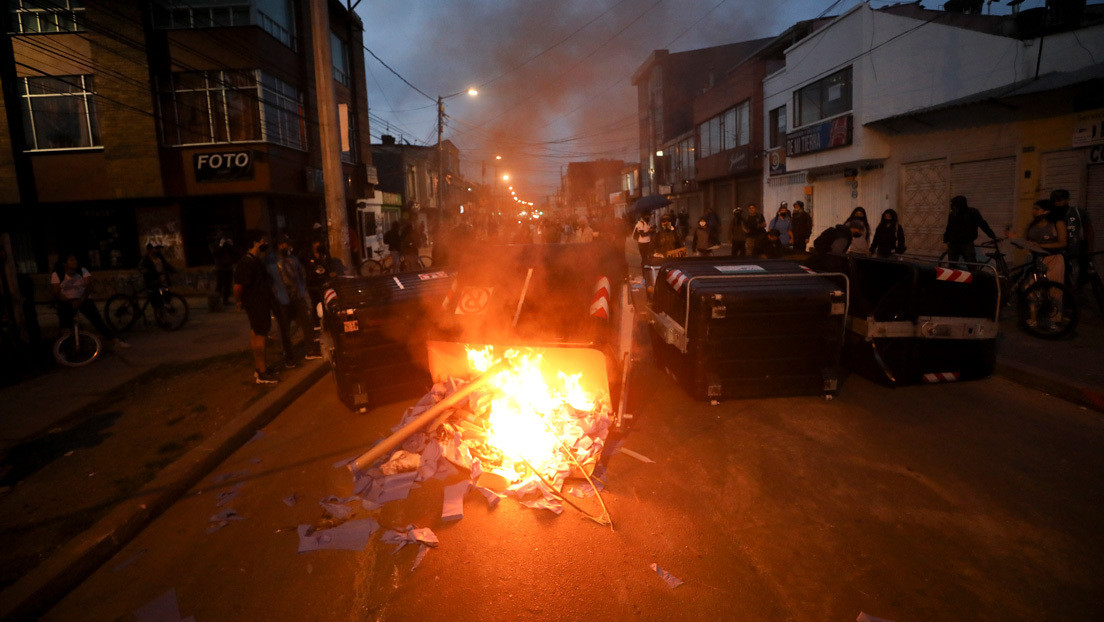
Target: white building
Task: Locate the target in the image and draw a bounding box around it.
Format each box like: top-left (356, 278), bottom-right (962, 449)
top-left (762, 1), bottom-right (1104, 254)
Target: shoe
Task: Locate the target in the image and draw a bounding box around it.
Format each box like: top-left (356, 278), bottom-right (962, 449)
top-left (114, 339), bottom-right (131, 349)
top-left (282, 359), bottom-right (298, 369)
top-left (304, 348), bottom-right (323, 360)
top-left (254, 369), bottom-right (279, 384)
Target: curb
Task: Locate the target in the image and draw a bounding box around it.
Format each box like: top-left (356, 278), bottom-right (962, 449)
top-left (0, 360), bottom-right (331, 621)
top-left (995, 360), bottom-right (1104, 413)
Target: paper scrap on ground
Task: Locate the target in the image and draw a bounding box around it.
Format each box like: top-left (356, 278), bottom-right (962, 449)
top-left (618, 447), bottom-right (655, 463)
top-left (857, 613), bottom-right (895, 622)
top-left (297, 517), bottom-right (379, 553)
top-left (112, 549), bottom-right (146, 573)
top-left (283, 493), bottom-right (299, 507)
top-left (380, 525), bottom-right (439, 554)
top-left (410, 544), bottom-right (429, 571)
top-left (519, 496), bottom-right (563, 515)
top-left (441, 481), bottom-right (469, 521)
top-left (376, 471), bottom-right (418, 504)
top-left (474, 485), bottom-right (503, 508)
top-left (207, 508), bottom-right (246, 534)
top-left (135, 588), bottom-right (189, 622)
top-left (319, 495), bottom-right (359, 520)
top-left (215, 482), bottom-right (245, 508)
top-left (650, 563), bottom-right (683, 588)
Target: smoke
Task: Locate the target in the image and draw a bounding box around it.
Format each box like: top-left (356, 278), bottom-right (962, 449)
top-left (358, 0), bottom-right (818, 194)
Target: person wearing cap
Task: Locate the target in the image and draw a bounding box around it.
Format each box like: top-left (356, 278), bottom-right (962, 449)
top-left (943, 195), bottom-right (997, 267)
top-left (139, 241), bottom-right (176, 313)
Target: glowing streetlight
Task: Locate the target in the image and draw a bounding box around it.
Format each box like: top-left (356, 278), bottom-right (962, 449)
top-left (502, 174), bottom-right (509, 181)
top-left (467, 87), bottom-right (479, 96)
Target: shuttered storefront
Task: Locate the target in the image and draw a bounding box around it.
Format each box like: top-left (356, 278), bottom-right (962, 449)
top-left (949, 157), bottom-right (1016, 239)
top-left (899, 159), bottom-right (949, 256)
top-left (1040, 150), bottom-right (1086, 208)
top-left (1086, 163), bottom-right (1104, 228)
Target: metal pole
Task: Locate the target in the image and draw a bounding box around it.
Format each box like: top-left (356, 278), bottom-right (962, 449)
top-left (437, 96), bottom-right (444, 219)
top-left (309, 0), bottom-right (352, 269)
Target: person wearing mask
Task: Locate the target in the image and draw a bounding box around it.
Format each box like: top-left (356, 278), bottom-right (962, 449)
top-left (790, 200), bottom-right (813, 251)
top-left (1051, 189), bottom-right (1095, 289)
top-left (742, 203), bottom-right (766, 256)
top-left (632, 212), bottom-right (654, 269)
top-left (213, 231), bottom-right (236, 306)
top-left (768, 203), bottom-right (792, 250)
top-left (943, 195), bottom-right (997, 266)
top-left (50, 253), bottom-right (129, 349)
top-left (846, 207), bottom-right (871, 245)
top-left (692, 217), bottom-right (713, 256)
top-left (730, 206), bottom-right (746, 257)
top-left (302, 239), bottom-right (336, 328)
top-left (846, 219), bottom-right (870, 256)
top-left (870, 209), bottom-right (907, 257)
top-left (139, 242), bottom-right (176, 314)
top-left (234, 230), bottom-right (279, 384)
top-left (652, 214), bottom-right (683, 257)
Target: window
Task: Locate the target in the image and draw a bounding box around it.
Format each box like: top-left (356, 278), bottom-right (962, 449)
top-left (20, 75), bottom-right (100, 151)
top-left (163, 70), bottom-right (304, 149)
top-left (331, 32), bottom-right (350, 86)
top-left (794, 66), bottom-right (852, 128)
top-left (769, 105), bottom-right (786, 149)
top-left (722, 107), bottom-right (736, 152)
top-left (152, 1), bottom-right (296, 49)
top-left (734, 100), bottom-right (750, 147)
top-left (337, 102), bottom-right (356, 163)
top-left (9, 0), bottom-right (85, 34)
top-left (677, 137), bottom-right (694, 181)
top-left (697, 100), bottom-right (750, 158)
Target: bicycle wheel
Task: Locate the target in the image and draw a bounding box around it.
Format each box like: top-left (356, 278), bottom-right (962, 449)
top-left (418, 255), bottom-right (433, 269)
top-left (54, 330), bottom-right (101, 367)
top-left (1018, 280), bottom-right (1078, 339)
top-left (104, 294), bottom-right (140, 332)
top-left (154, 293), bottom-right (190, 330)
top-left (359, 259), bottom-right (384, 276)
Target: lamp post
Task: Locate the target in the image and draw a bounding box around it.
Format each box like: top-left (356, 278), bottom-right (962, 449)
top-left (437, 88), bottom-right (478, 221)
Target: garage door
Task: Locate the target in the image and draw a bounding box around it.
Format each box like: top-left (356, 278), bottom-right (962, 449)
top-left (899, 159), bottom-right (948, 256)
top-left (810, 173), bottom-right (854, 237)
top-left (1040, 150), bottom-right (1086, 207)
top-left (1087, 163), bottom-right (1104, 230)
top-left (950, 157), bottom-right (1016, 240)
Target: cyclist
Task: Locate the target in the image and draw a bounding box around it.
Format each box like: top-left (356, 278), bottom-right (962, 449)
top-left (51, 254), bottom-right (128, 349)
top-left (943, 195), bottom-right (998, 267)
top-left (139, 242), bottom-right (176, 313)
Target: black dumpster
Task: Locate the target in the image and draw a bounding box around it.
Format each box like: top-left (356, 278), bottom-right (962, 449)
top-left (323, 269), bottom-right (455, 411)
top-left (819, 255), bottom-right (1000, 386)
top-left (648, 258), bottom-right (849, 400)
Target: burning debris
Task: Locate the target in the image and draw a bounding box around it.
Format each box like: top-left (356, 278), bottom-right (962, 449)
top-left (349, 346), bottom-right (615, 527)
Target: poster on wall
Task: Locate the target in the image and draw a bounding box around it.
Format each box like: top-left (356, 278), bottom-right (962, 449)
top-left (1072, 112), bottom-right (1104, 148)
top-left (136, 206), bottom-right (185, 265)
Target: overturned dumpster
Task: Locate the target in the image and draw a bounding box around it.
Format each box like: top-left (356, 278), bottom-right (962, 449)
top-left (808, 254), bottom-right (1000, 386)
top-left (648, 258), bottom-right (849, 400)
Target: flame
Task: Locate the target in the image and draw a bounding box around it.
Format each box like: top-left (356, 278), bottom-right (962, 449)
top-left (465, 346), bottom-right (598, 472)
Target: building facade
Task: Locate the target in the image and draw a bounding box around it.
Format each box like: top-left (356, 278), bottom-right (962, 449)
top-left (0, 0), bottom-right (373, 277)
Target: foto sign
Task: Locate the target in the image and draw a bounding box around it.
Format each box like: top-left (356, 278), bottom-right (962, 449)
top-left (194, 151), bottom-right (253, 182)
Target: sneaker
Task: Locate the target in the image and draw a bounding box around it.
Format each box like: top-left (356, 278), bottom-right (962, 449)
top-left (282, 359), bottom-right (298, 369)
top-left (254, 369), bottom-right (279, 384)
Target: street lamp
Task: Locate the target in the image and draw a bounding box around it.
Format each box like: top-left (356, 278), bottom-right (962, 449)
top-left (437, 87), bottom-right (478, 218)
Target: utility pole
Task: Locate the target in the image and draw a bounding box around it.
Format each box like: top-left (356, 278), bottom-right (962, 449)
top-left (437, 96), bottom-right (444, 221)
top-left (309, 0), bottom-right (352, 269)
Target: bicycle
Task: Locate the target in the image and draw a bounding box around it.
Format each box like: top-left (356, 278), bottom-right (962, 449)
top-left (358, 253), bottom-right (433, 276)
top-left (103, 280), bottom-right (190, 333)
top-left (1068, 250), bottom-right (1104, 320)
top-left (53, 314), bottom-right (101, 367)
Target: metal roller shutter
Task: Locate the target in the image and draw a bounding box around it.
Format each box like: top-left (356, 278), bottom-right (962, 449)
top-left (1086, 164), bottom-right (1104, 229)
top-left (899, 159), bottom-right (949, 256)
top-left (950, 157), bottom-right (1016, 239)
top-left (1040, 150), bottom-right (1086, 207)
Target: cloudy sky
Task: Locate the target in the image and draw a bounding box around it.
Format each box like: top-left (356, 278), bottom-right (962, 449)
top-left (351, 0), bottom-right (1048, 199)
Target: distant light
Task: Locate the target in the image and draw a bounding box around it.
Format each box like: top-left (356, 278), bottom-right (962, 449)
top-left (467, 88), bottom-right (479, 96)
top-left (459, 205), bottom-right (465, 214)
top-left (495, 155), bottom-right (502, 160)
top-left (503, 174), bottom-right (510, 180)
top-left (467, 187), bottom-right (472, 191)
top-left (533, 213), bottom-right (541, 219)
top-left (655, 150), bottom-right (663, 156)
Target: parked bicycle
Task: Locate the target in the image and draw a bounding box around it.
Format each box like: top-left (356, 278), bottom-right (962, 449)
top-left (358, 253), bottom-right (433, 276)
top-left (53, 312), bottom-right (101, 367)
top-left (940, 238), bottom-right (1078, 339)
top-left (103, 281), bottom-right (189, 332)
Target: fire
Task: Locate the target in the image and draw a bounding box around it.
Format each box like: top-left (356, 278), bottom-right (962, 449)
top-left (465, 346), bottom-right (600, 473)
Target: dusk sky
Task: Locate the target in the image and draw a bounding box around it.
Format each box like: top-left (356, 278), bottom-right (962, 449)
top-left (352, 0), bottom-right (1050, 200)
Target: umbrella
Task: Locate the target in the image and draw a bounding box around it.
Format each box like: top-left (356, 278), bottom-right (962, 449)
top-left (630, 194), bottom-right (671, 216)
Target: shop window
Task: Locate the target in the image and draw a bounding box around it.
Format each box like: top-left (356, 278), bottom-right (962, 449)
top-left (8, 0), bottom-right (84, 34)
top-left (331, 32), bottom-right (350, 87)
top-left (769, 105), bottom-right (786, 149)
top-left (794, 66), bottom-right (852, 128)
top-left (20, 75), bottom-right (100, 151)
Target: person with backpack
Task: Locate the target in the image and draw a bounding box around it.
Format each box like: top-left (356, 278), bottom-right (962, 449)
top-left (1051, 188), bottom-right (1095, 289)
top-left (943, 195), bottom-right (997, 266)
top-left (768, 203), bottom-right (792, 249)
top-left (870, 209), bottom-right (907, 257)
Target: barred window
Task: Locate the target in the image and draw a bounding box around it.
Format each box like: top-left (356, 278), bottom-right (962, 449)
top-left (260, 72), bottom-right (306, 150)
top-left (9, 0), bottom-right (85, 34)
top-left (20, 75), bottom-right (100, 151)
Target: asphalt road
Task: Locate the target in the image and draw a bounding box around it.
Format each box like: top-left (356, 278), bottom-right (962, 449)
top-left (43, 356), bottom-right (1104, 621)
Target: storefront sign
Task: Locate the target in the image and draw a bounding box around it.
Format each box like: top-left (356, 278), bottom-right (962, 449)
top-left (1072, 112), bottom-right (1104, 147)
top-left (786, 115), bottom-right (852, 156)
top-left (193, 151), bottom-right (254, 182)
top-left (1090, 145), bottom-right (1104, 164)
top-left (768, 148), bottom-right (787, 176)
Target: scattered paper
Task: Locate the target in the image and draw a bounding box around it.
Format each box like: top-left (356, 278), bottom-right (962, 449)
top-left (319, 495), bottom-right (359, 520)
top-left (650, 563), bottom-right (683, 588)
top-left (618, 447), bottom-right (655, 464)
top-left (297, 518), bottom-right (379, 553)
top-left (410, 544), bottom-right (429, 571)
top-left (283, 493), bottom-right (299, 507)
top-left (519, 496), bottom-right (563, 515)
top-left (215, 482), bottom-right (245, 508)
top-left (135, 589), bottom-right (188, 622)
top-left (857, 613), bottom-right (895, 622)
top-left (381, 525), bottom-right (439, 553)
top-left (206, 508), bottom-right (246, 534)
top-left (474, 485), bottom-right (503, 508)
top-left (441, 481), bottom-right (469, 521)
top-left (376, 471), bottom-right (418, 504)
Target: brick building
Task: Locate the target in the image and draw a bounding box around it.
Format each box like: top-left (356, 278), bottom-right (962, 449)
top-left (0, 0), bottom-right (373, 277)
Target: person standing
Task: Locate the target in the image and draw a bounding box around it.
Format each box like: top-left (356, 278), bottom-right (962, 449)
top-left (676, 209), bottom-right (689, 243)
top-left (1023, 199), bottom-right (1069, 325)
top-left (846, 219), bottom-right (870, 255)
top-left (632, 212), bottom-right (654, 269)
top-left (943, 195), bottom-right (997, 265)
top-left (400, 220), bottom-right (420, 269)
top-left (768, 203), bottom-right (792, 249)
top-left (213, 231), bottom-right (236, 306)
top-left (274, 234), bottom-right (321, 360)
top-left (652, 214), bottom-right (683, 257)
top-left (870, 209), bottom-right (907, 257)
top-left (50, 254), bottom-right (128, 349)
top-left (704, 208), bottom-right (721, 248)
top-left (691, 217), bottom-right (713, 256)
top-left (790, 200), bottom-right (813, 251)
top-left (303, 239), bottom-right (336, 327)
top-left (729, 206), bottom-right (746, 257)
top-left (139, 242), bottom-right (175, 315)
top-left (742, 203), bottom-right (766, 256)
top-left (234, 230), bottom-right (279, 384)
top-left (846, 207), bottom-right (871, 245)
top-left (1051, 189), bottom-right (1095, 289)
top-left (383, 222), bottom-right (402, 270)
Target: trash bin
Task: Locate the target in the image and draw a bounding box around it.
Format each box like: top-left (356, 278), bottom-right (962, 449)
top-left (648, 258), bottom-right (849, 400)
top-left (835, 255), bottom-right (999, 385)
top-left (323, 269), bottom-right (455, 410)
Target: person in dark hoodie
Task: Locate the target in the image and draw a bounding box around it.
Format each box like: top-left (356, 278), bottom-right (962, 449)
top-left (870, 208), bottom-right (907, 257)
top-left (692, 217), bottom-right (713, 256)
top-left (943, 195), bottom-right (997, 266)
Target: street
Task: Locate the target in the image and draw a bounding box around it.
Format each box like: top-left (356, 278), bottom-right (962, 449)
top-left (42, 348), bottom-right (1104, 621)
